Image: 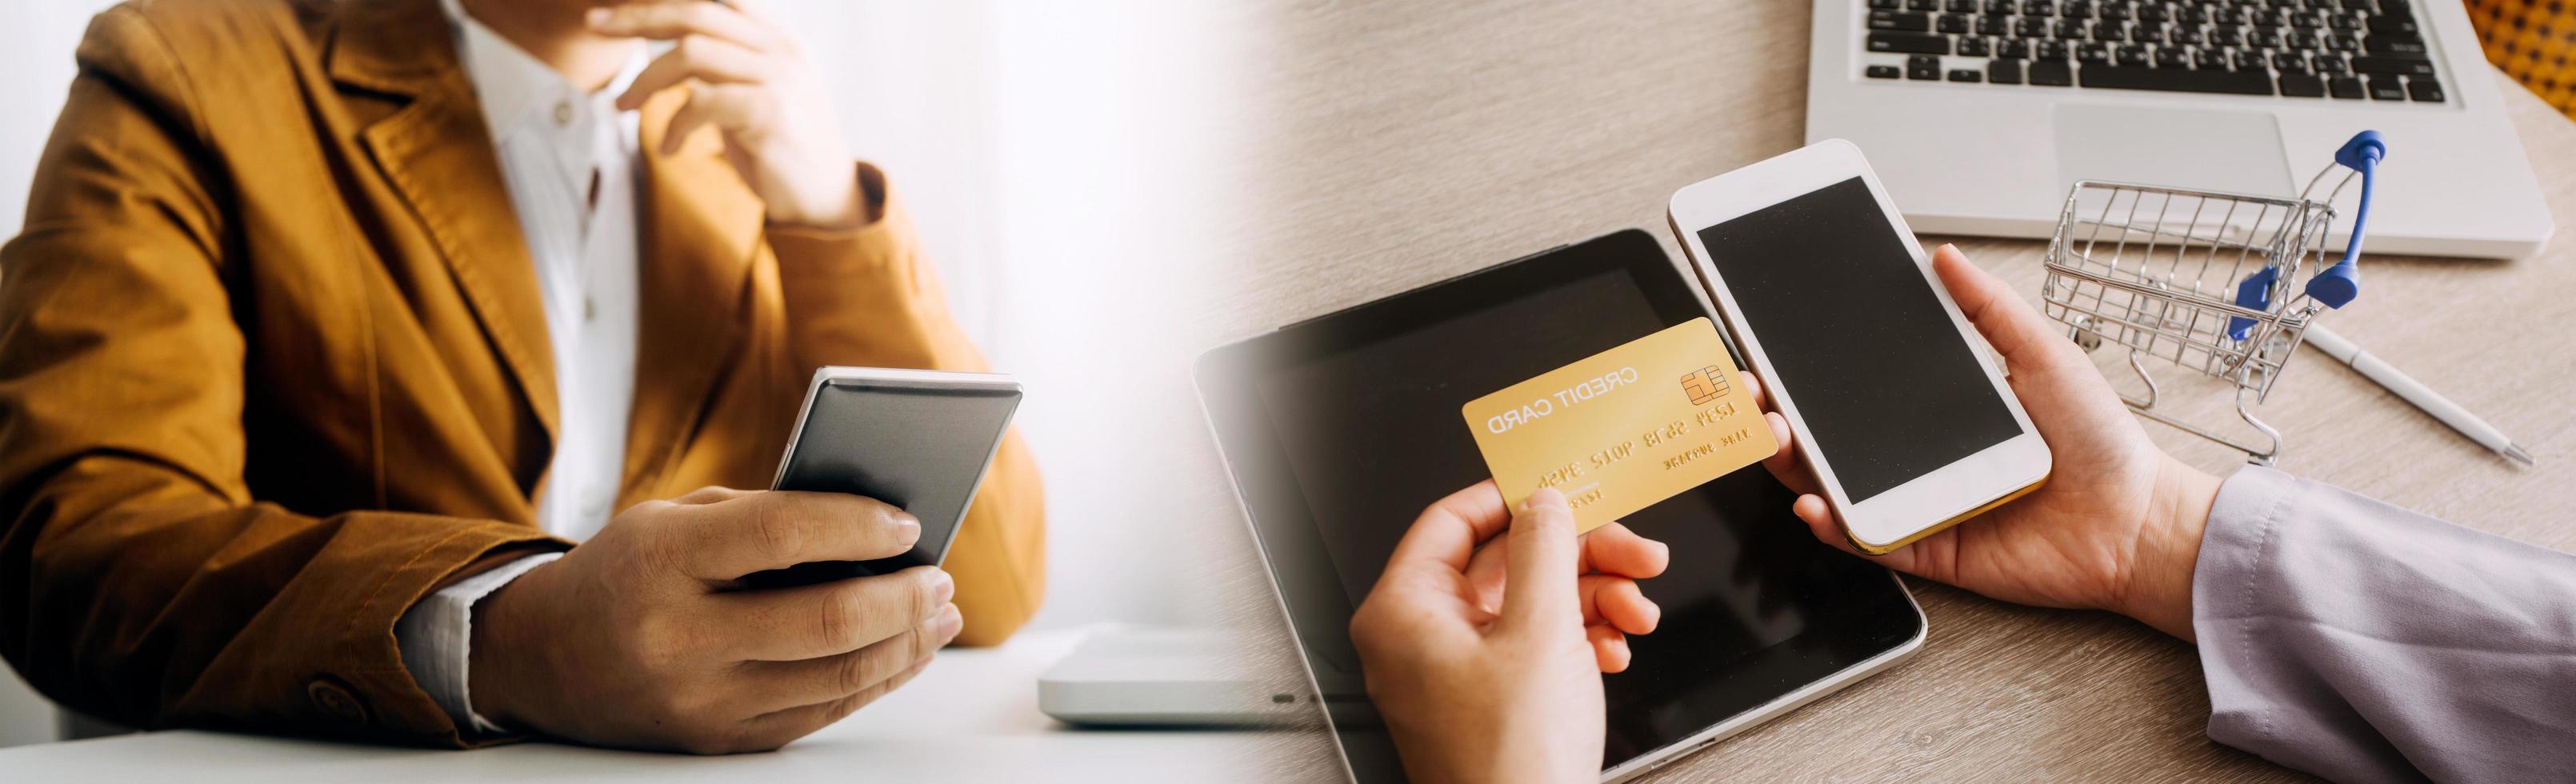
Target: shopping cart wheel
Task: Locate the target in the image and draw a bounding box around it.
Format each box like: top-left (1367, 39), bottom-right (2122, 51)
top-left (2066, 314), bottom-right (2103, 352)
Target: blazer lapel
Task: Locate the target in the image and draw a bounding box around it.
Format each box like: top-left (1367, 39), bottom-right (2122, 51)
top-left (326, 0), bottom-right (560, 442)
top-left (620, 90), bottom-right (760, 503)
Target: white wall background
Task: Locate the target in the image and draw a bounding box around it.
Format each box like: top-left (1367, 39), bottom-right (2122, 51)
top-left (0, 0), bottom-right (1254, 746)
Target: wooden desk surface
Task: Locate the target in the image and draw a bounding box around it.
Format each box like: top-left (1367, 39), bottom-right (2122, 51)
top-left (1187, 1), bottom-right (2576, 780)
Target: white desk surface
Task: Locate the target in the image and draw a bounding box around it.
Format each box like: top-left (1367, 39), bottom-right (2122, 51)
top-left (0, 626), bottom-right (1278, 782)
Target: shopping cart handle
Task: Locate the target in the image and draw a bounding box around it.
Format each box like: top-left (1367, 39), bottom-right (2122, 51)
top-left (2306, 130), bottom-right (2383, 309)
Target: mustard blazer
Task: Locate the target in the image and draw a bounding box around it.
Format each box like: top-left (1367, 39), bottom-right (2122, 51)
top-left (0, 0), bottom-right (1045, 746)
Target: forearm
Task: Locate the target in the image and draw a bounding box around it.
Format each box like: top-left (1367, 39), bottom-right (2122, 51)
top-left (2190, 466), bottom-right (2576, 783)
top-left (0, 455), bottom-right (564, 744)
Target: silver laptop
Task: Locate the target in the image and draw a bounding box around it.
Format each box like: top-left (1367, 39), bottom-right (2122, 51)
top-left (1810, 0), bottom-right (2554, 258)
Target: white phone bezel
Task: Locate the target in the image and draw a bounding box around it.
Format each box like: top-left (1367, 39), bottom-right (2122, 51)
top-left (1665, 139), bottom-right (2050, 552)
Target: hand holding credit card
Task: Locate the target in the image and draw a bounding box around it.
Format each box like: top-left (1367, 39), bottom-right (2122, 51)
top-left (1462, 318), bottom-right (1778, 533)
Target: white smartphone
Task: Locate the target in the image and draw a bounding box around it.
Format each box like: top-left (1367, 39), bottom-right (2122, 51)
top-left (1666, 139), bottom-right (2050, 554)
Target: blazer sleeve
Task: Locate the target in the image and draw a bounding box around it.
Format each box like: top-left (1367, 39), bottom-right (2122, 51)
top-left (2192, 466), bottom-right (2576, 783)
top-left (760, 168), bottom-right (1046, 646)
top-left (0, 9), bottom-right (561, 746)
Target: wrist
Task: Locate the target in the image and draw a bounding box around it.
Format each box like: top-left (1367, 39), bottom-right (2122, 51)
top-left (2118, 458), bottom-right (2221, 640)
top-left (466, 560), bottom-right (553, 732)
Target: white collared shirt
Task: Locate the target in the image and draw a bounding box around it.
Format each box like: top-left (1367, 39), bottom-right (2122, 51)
top-left (396, 0), bottom-right (647, 734)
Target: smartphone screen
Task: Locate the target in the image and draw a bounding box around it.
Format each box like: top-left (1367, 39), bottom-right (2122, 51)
top-left (1694, 177), bottom-right (2022, 502)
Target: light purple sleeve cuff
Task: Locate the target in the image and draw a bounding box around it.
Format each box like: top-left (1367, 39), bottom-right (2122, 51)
top-left (2192, 465), bottom-right (2576, 783)
top-left (395, 552), bottom-right (564, 735)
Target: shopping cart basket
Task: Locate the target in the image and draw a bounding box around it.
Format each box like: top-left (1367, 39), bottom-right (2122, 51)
top-left (2039, 131), bottom-right (2386, 466)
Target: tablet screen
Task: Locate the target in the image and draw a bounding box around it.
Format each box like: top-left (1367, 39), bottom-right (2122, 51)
top-left (1198, 230), bottom-right (1921, 781)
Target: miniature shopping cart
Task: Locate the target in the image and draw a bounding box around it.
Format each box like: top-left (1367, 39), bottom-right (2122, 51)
top-left (2039, 131), bottom-right (2387, 466)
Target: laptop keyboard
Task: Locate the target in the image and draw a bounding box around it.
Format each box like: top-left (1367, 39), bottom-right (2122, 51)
top-left (1861, 0), bottom-right (2444, 102)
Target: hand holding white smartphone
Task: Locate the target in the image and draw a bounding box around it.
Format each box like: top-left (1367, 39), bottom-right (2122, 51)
top-left (1666, 140), bottom-right (2050, 554)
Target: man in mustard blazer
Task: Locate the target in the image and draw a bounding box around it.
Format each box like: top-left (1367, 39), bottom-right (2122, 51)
top-left (0, 0), bottom-right (1044, 754)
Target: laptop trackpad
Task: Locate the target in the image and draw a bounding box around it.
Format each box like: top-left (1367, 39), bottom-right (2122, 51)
top-left (2052, 105), bottom-right (2292, 198)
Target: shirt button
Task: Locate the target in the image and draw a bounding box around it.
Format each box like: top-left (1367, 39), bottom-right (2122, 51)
top-left (306, 676), bottom-right (372, 725)
top-left (553, 100), bottom-right (574, 127)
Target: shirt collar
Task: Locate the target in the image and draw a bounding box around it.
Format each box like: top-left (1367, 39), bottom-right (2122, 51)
top-left (440, 0), bottom-right (646, 147)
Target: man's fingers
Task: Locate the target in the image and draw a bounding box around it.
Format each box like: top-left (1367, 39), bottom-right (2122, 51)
top-left (674, 486), bottom-right (750, 505)
top-left (1588, 624), bottom-right (1633, 674)
top-left (730, 657), bottom-right (931, 753)
top-left (660, 490), bottom-right (918, 580)
top-left (1385, 480), bottom-right (1510, 574)
top-left (1930, 244), bottom-right (2081, 376)
top-left (710, 566), bottom-right (954, 661)
top-left (618, 36), bottom-right (772, 111)
top-left (736, 603), bottom-right (958, 713)
top-left (1577, 522), bottom-right (1668, 579)
top-left (1582, 575), bottom-right (1659, 634)
top-left (586, 1), bottom-right (777, 48)
top-left (1792, 494), bottom-right (1922, 574)
top-left (1497, 489), bottom-right (1581, 634)
top-left (657, 86), bottom-right (766, 157)
top-left (1759, 411), bottom-right (1822, 497)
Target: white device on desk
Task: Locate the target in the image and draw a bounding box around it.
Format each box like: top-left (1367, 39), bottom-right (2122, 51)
top-left (1037, 627), bottom-right (1306, 726)
top-left (1810, 0), bottom-right (2553, 258)
top-left (1670, 139), bottom-right (2052, 554)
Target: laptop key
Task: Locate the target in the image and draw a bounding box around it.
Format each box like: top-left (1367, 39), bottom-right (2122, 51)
top-left (2278, 72), bottom-right (2327, 96)
top-left (2029, 58), bottom-right (2076, 85)
top-left (1867, 32), bottom-right (1954, 54)
top-left (1959, 36), bottom-right (1994, 55)
top-left (2080, 63), bottom-right (2278, 94)
top-left (2350, 56), bottom-right (2434, 77)
top-left (2234, 50), bottom-right (2267, 70)
top-left (2078, 41), bottom-right (2112, 62)
top-left (2273, 51), bottom-right (2310, 72)
top-left (1978, 14), bottom-right (2010, 34)
top-left (2037, 38), bottom-right (2071, 58)
top-left (1909, 54), bottom-right (1945, 79)
top-left (1866, 64), bottom-right (1903, 79)
top-left (1870, 10), bottom-right (1934, 30)
top-left (1999, 38), bottom-right (2033, 57)
top-left (2328, 74), bottom-right (2366, 98)
top-left (1938, 13), bottom-right (1972, 33)
top-left (2154, 47), bottom-right (2189, 67)
top-left (1990, 58), bottom-right (2027, 83)
top-left (2363, 34), bottom-right (2427, 57)
top-left (2366, 74), bottom-right (2406, 99)
top-left (1948, 68), bottom-right (1986, 82)
top-left (2364, 15), bottom-right (2418, 35)
top-left (2194, 47), bottom-right (2229, 68)
top-left (2407, 77), bottom-right (2443, 102)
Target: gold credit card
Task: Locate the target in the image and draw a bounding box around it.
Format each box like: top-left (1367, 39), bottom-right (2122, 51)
top-left (1462, 318), bottom-right (1778, 534)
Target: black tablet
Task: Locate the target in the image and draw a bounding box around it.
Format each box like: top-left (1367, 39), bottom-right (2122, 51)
top-left (1194, 230), bottom-right (1924, 782)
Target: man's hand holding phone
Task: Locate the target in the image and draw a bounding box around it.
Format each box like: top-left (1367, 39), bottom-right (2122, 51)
top-left (1350, 482), bottom-right (1670, 784)
top-left (470, 487), bottom-right (962, 754)
top-left (1760, 245), bottom-right (2222, 641)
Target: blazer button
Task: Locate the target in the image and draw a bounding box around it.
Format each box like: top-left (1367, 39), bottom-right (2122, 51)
top-left (306, 676), bottom-right (371, 725)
